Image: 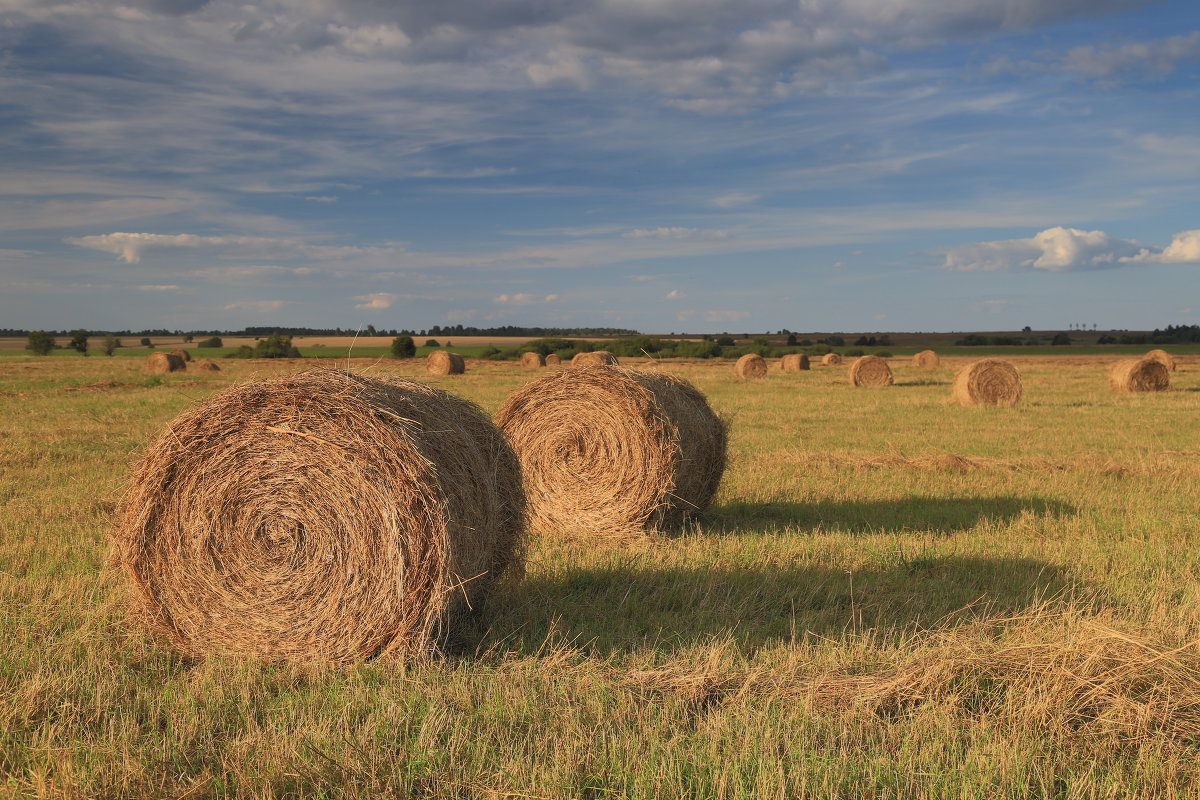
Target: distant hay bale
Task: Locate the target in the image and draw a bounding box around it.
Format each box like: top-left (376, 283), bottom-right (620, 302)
top-left (571, 350), bottom-right (618, 367)
top-left (545, 354), bottom-right (562, 366)
top-left (951, 359), bottom-right (1022, 406)
top-left (194, 358), bottom-right (220, 371)
top-left (147, 352), bottom-right (185, 373)
top-left (781, 353), bottom-right (810, 372)
top-left (426, 351), bottom-right (465, 375)
top-left (496, 366), bottom-right (727, 537)
top-left (822, 353), bottom-right (843, 366)
top-left (1109, 358), bottom-right (1170, 392)
top-left (111, 369), bottom-right (524, 663)
top-left (848, 355), bottom-right (894, 387)
top-left (520, 351), bottom-right (545, 369)
top-left (1145, 349), bottom-right (1177, 372)
top-left (912, 350), bottom-right (939, 367)
top-left (734, 353), bottom-right (767, 378)
top-left (169, 348), bottom-right (192, 362)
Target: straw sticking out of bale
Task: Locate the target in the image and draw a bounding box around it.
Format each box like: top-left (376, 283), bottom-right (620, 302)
top-left (545, 354), bottom-right (562, 366)
top-left (426, 350), bottom-right (465, 375)
top-left (1109, 358), bottom-right (1170, 392)
top-left (781, 353), bottom-right (810, 372)
top-left (520, 351), bottom-right (545, 369)
top-left (194, 358), bottom-right (220, 371)
top-left (496, 366), bottom-right (727, 538)
top-left (1145, 349), bottom-right (1177, 372)
top-left (734, 353), bottom-right (767, 378)
top-left (571, 350), bottom-right (618, 367)
top-left (822, 353), bottom-right (843, 366)
top-left (168, 348), bottom-right (192, 363)
top-left (912, 350), bottom-right (939, 367)
top-left (849, 355), bottom-right (894, 387)
top-left (147, 352), bottom-right (185, 373)
top-left (111, 369), bottom-right (524, 663)
top-left (951, 359), bottom-right (1022, 406)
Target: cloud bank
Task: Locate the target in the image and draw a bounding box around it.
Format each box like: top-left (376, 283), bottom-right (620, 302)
top-left (939, 227), bottom-right (1200, 272)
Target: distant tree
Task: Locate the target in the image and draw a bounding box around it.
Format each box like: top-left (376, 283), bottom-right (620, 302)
top-left (424, 339), bottom-right (440, 347)
top-left (101, 334), bottom-right (120, 356)
top-left (445, 340), bottom-right (452, 347)
top-left (1051, 332), bottom-right (1072, 346)
top-left (183, 334), bottom-right (194, 343)
top-left (716, 336), bottom-right (735, 347)
top-left (799, 339), bottom-right (813, 347)
top-left (366, 324), bottom-right (377, 336)
top-left (1022, 326), bottom-right (1032, 332)
top-left (225, 345), bottom-right (254, 359)
top-left (140, 337), bottom-right (152, 347)
top-left (390, 335), bottom-right (416, 359)
top-left (68, 329), bottom-right (89, 355)
top-left (752, 336), bottom-right (770, 347)
top-left (253, 332), bottom-right (302, 358)
top-left (786, 333), bottom-right (797, 346)
top-left (26, 330), bottom-right (54, 355)
top-left (197, 336), bottom-right (223, 348)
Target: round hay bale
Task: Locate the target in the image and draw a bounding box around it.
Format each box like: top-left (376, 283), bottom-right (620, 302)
top-left (496, 366), bottom-right (727, 537)
top-left (822, 353), bottom-right (843, 366)
top-left (168, 348), bottom-right (192, 362)
top-left (1109, 358), bottom-right (1170, 392)
top-left (194, 358), bottom-right (220, 372)
top-left (780, 353), bottom-right (810, 372)
top-left (1145, 349), bottom-right (1177, 372)
top-left (571, 350), bottom-right (618, 367)
top-left (545, 353), bottom-right (562, 366)
top-left (426, 350), bottom-right (465, 375)
top-left (848, 355), bottom-right (894, 387)
top-left (147, 352), bottom-right (185, 373)
top-left (951, 359), bottom-right (1022, 406)
top-left (111, 369), bottom-right (524, 663)
top-left (734, 353), bottom-right (767, 378)
top-left (520, 351), bottom-right (545, 369)
top-left (912, 350), bottom-right (939, 367)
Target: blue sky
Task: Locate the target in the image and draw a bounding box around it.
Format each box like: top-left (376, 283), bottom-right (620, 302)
top-left (2, 0), bottom-right (1199, 333)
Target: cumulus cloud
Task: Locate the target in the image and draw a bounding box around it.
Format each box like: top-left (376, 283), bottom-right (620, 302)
top-left (223, 299), bottom-right (291, 312)
top-left (493, 292), bottom-right (558, 305)
top-left (1154, 230), bottom-right (1200, 263)
top-left (352, 292), bottom-right (396, 309)
top-left (939, 226), bottom-right (1151, 272)
top-left (664, 289), bottom-right (685, 299)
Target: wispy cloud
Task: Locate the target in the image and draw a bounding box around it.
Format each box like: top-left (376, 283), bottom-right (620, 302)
top-left (223, 300), bottom-right (292, 312)
top-left (624, 227), bottom-right (730, 240)
top-left (493, 293), bottom-right (558, 305)
top-left (66, 232), bottom-right (403, 263)
top-left (352, 292), bottom-right (397, 310)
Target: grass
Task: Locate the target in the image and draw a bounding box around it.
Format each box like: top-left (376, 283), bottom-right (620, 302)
top-left (2, 354), bottom-right (1200, 798)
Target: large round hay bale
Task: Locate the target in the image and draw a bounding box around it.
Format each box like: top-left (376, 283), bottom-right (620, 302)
top-left (951, 359), bottom-right (1022, 406)
top-left (849, 355), bottom-right (894, 387)
top-left (822, 353), bottom-right (843, 366)
top-left (520, 351), bottom-right (545, 369)
top-left (1109, 358), bottom-right (1170, 392)
top-left (912, 350), bottom-right (939, 367)
top-left (426, 350), bottom-right (465, 375)
top-left (168, 348), bottom-right (192, 363)
top-left (194, 358), bottom-right (220, 372)
top-left (111, 369), bottom-right (524, 663)
top-left (571, 350), bottom-right (618, 367)
top-left (496, 366), bottom-right (727, 538)
top-left (1145, 349), bottom-right (1177, 372)
top-left (734, 353), bottom-right (767, 378)
top-left (545, 353), bottom-right (562, 366)
top-left (147, 352), bottom-right (185, 373)
top-left (781, 353), bottom-right (810, 372)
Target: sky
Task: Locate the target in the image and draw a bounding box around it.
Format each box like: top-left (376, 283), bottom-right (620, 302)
top-left (1, 0), bottom-right (1199, 334)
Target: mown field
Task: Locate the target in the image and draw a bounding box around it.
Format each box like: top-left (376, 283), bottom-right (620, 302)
top-left (2, 353), bottom-right (1200, 798)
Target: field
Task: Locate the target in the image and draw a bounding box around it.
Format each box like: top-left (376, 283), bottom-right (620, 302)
top-left (3, 353), bottom-right (1200, 798)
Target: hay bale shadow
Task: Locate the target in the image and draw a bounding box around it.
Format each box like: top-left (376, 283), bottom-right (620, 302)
top-left (483, 556), bottom-right (1082, 657)
top-left (706, 496), bottom-right (1075, 535)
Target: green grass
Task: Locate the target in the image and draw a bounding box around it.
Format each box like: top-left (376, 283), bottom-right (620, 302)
top-left (2, 355), bottom-right (1200, 798)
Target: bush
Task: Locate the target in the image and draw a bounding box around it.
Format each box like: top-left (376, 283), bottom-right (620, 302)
top-left (197, 336), bottom-right (223, 348)
top-left (140, 337), bottom-right (153, 347)
top-left (101, 334), bottom-right (120, 356)
top-left (1051, 332), bottom-right (1071, 346)
top-left (424, 339), bottom-right (440, 347)
top-left (875, 351), bottom-right (892, 358)
top-left (254, 332), bottom-right (301, 358)
top-left (225, 345), bottom-right (254, 359)
top-left (715, 336), bottom-right (735, 347)
top-left (390, 336), bottom-right (416, 359)
top-left (26, 331), bottom-right (54, 355)
top-left (844, 348), bottom-right (864, 357)
top-left (786, 333), bottom-right (797, 346)
top-left (69, 329), bottom-right (89, 355)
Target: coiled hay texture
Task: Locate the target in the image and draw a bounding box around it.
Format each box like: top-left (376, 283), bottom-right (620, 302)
top-left (520, 351), bottom-right (545, 368)
top-left (496, 366), bottom-right (727, 537)
top-left (111, 369), bottom-right (525, 663)
top-left (545, 354), bottom-right (562, 366)
top-left (1109, 358), bottom-right (1170, 392)
top-left (147, 352), bottom-right (185, 373)
top-left (169, 348), bottom-right (192, 362)
top-left (951, 359), bottom-right (1022, 406)
top-left (426, 350), bottom-right (465, 375)
top-left (194, 358), bottom-right (220, 371)
top-left (734, 353), bottom-right (767, 378)
top-left (571, 350), bottom-right (618, 367)
top-left (848, 355), bottom-right (894, 387)
top-left (912, 350), bottom-right (939, 367)
top-left (822, 353), bottom-right (843, 366)
top-left (781, 353), bottom-right (810, 372)
top-left (1146, 349), bottom-right (1177, 372)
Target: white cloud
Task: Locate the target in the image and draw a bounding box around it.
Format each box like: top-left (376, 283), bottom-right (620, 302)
top-left (624, 227), bottom-right (730, 240)
top-left (304, 196), bottom-right (339, 203)
top-left (1155, 230), bottom-right (1200, 263)
top-left (352, 292), bottom-right (397, 310)
top-left (134, 284), bottom-right (181, 291)
top-left (664, 289), bottom-right (685, 299)
top-left (939, 226), bottom-right (1150, 272)
top-left (66, 231), bottom-right (403, 263)
top-left (711, 192), bottom-right (758, 209)
top-left (493, 292), bottom-right (558, 305)
top-left (223, 300), bottom-right (292, 312)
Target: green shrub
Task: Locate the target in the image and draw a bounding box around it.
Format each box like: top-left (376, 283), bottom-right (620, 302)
top-left (253, 332), bottom-right (301, 358)
top-left (101, 334), bottom-right (120, 356)
top-left (390, 336), bottom-right (416, 359)
top-left (69, 330), bottom-right (89, 355)
top-left (875, 351), bottom-right (892, 358)
top-left (225, 345), bottom-right (254, 359)
top-left (197, 336), bottom-right (222, 348)
top-left (424, 339), bottom-right (440, 347)
top-left (845, 348), bottom-right (864, 357)
top-left (26, 331), bottom-right (54, 356)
